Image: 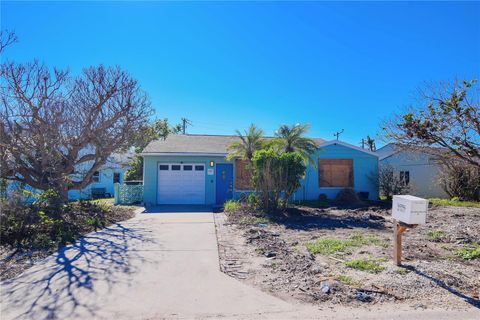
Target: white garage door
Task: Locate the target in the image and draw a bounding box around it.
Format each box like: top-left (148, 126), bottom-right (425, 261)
top-left (157, 163), bottom-right (206, 204)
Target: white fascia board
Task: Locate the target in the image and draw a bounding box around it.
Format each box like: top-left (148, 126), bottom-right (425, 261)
top-left (378, 152), bottom-right (400, 161)
top-left (319, 140), bottom-right (379, 157)
top-left (140, 152), bottom-right (228, 157)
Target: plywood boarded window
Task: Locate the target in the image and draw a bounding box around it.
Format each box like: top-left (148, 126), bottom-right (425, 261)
top-left (319, 159), bottom-right (354, 187)
top-left (235, 159), bottom-right (253, 190)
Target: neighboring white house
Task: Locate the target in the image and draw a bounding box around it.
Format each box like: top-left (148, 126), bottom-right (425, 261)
top-left (377, 143), bottom-right (449, 199)
top-left (68, 152), bottom-right (133, 200)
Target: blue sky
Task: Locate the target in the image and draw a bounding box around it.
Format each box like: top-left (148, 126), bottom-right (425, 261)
top-left (2, 1), bottom-right (479, 147)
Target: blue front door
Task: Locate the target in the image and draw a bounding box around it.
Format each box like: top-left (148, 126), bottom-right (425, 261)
top-left (216, 164), bottom-right (233, 205)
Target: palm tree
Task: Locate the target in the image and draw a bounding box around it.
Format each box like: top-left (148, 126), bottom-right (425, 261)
top-left (274, 123), bottom-right (320, 165)
top-left (227, 124), bottom-right (265, 161)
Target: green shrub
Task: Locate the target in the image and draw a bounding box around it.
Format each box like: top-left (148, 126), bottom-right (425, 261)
top-left (224, 200), bottom-right (241, 212)
top-left (247, 193), bottom-right (261, 209)
top-left (252, 149), bottom-right (306, 211)
top-left (345, 258), bottom-right (385, 273)
top-left (456, 244), bottom-right (480, 260)
top-left (0, 189), bottom-right (130, 249)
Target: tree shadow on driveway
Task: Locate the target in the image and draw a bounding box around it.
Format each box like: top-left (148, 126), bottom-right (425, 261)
top-left (1, 220), bottom-right (157, 320)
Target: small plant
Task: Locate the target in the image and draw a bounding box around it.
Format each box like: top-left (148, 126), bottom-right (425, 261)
top-left (456, 244), bottom-right (480, 260)
top-left (223, 200), bottom-right (241, 212)
top-left (395, 267), bottom-right (410, 275)
top-left (336, 274), bottom-right (357, 286)
top-left (247, 193), bottom-right (261, 209)
top-left (254, 217), bottom-right (270, 224)
top-left (426, 230), bottom-right (446, 242)
top-left (345, 258), bottom-right (385, 273)
top-left (85, 216), bottom-right (106, 231)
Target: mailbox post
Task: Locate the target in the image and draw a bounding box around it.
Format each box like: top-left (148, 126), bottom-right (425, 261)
top-left (392, 195), bottom-right (428, 266)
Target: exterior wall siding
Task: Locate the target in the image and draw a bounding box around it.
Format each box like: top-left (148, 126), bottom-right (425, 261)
top-left (143, 143), bottom-right (379, 205)
top-left (380, 151), bottom-right (448, 198)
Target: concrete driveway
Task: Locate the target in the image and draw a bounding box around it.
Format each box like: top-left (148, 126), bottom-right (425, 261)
top-left (1, 209), bottom-right (478, 320)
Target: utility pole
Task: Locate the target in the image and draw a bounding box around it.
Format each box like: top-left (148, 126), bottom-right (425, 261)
top-left (181, 118), bottom-right (192, 134)
top-left (334, 129), bottom-right (344, 141)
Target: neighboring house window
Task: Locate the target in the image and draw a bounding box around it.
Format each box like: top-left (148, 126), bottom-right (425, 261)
top-left (235, 159), bottom-right (253, 190)
top-left (318, 159), bottom-right (354, 187)
top-left (113, 172), bottom-right (121, 184)
top-left (399, 171), bottom-right (410, 186)
top-left (92, 171), bottom-right (100, 183)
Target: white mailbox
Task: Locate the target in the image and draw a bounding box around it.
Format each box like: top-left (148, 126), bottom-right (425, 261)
top-left (392, 195), bottom-right (428, 225)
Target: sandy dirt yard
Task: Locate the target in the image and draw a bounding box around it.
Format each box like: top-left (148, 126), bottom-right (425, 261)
top-left (214, 202), bottom-right (480, 310)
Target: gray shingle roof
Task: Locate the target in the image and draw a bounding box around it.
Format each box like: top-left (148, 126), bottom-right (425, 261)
top-left (142, 134), bottom-right (326, 155)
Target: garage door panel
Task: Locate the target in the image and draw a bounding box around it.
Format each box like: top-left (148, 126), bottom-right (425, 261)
top-left (157, 163), bottom-right (206, 205)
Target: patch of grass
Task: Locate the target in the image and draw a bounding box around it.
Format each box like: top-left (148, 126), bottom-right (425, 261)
top-left (456, 244), bottom-right (480, 260)
top-left (238, 216), bottom-right (270, 226)
top-left (306, 231), bottom-right (387, 255)
top-left (306, 238), bottom-right (352, 255)
top-left (349, 231), bottom-right (389, 248)
top-left (429, 198), bottom-right (480, 208)
top-left (89, 198), bottom-right (138, 210)
top-left (426, 229), bottom-right (446, 241)
top-left (395, 267), bottom-right (411, 275)
top-left (224, 200), bottom-right (241, 212)
top-left (254, 217), bottom-right (270, 224)
top-left (345, 258), bottom-right (385, 274)
top-left (90, 197), bottom-right (114, 206)
top-left (336, 275), bottom-right (358, 286)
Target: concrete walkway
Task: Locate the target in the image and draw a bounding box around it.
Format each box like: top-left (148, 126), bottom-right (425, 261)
top-left (1, 210), bottom-right (478, 320)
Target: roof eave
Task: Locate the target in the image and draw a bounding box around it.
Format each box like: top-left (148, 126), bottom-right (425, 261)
top-left (140, 152), bottom-right (228, 157)
top-left (319, 140), bottom-right (379, 157)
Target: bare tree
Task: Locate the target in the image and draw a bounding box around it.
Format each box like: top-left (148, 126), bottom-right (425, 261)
top-left (383, 79), bottom-right (480, 168)
top-left (370, 165), bottom-right (409, 200)
top-left (438, 161), bottom-right (480, 201)
top-left (0, 30), bottom-right (17, 54)
top-left (0, 60), bottom-right (152, 201)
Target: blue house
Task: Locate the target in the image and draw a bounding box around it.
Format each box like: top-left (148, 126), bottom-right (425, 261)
top-left (141, 134), bottom-right (379, 206)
